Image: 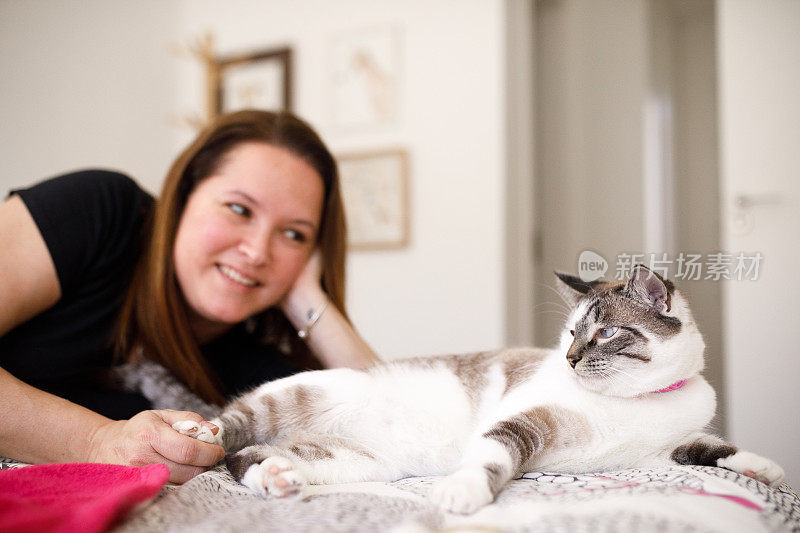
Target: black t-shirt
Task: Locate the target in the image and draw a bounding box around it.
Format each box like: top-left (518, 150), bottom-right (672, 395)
top-left (1, 170), bottom-right (298, 419)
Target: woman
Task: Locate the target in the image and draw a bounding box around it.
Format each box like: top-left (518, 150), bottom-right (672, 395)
top-left (0, 110), bottom-right (378, 482)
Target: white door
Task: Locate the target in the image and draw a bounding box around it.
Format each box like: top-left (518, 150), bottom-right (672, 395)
top-left (717, 0), bottom-right (800, 485)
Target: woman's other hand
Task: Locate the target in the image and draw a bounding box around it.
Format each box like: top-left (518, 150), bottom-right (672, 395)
top-left (280, 249), bottom-right (328, 325)
top-left (279, 249), bottom-right (380, 368)
top-left (88, 409), bottom-right (225, 483)
top-left (284, 249), bottom-right (325, 303)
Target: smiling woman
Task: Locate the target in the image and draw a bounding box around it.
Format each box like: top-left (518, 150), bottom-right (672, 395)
top-left (173, 143), bottom-right (325, 342)
top-left (0, 110), bottom-right (378, 483)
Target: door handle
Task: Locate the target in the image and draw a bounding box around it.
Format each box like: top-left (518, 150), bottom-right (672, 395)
top-left (734, 193), bottom-right (783, 209)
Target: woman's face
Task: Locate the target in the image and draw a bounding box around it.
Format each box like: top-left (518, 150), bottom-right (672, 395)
top-left (173, 141), bottom-right (324, 337)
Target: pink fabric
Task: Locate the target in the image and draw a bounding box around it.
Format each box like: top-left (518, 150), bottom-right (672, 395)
top-left (0, 463), bottom-right (169, 533)
top-left (651, 379), bottom-right (688, 394)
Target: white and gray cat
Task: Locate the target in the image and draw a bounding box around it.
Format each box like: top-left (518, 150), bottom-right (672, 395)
top-left (173, 265), bottom-right (784, 514)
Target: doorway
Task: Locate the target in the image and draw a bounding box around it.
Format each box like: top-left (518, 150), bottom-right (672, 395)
top-left (529, 0), bottom-right (725, 430)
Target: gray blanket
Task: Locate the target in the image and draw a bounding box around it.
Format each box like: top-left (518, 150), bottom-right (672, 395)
top-left (114, 465), bottom-right (800, 532)
top-left (99, 362), bottom-right (800, 531)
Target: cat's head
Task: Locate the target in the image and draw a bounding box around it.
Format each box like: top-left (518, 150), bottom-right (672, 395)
top-left (555, 264), bottom-right (705, 397)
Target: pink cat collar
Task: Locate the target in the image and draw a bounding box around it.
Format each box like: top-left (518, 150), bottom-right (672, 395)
top-left (651, 379), bottom-right (687, 394)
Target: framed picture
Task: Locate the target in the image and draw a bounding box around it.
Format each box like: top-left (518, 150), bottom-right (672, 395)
top-left (329, 26), bottom-right (399, 129)
top-left (207, 46), bottom-right (293, 119)
top-left (337, 149), bottom-right (409, 250)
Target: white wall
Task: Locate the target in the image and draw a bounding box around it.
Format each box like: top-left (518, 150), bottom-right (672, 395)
top-left (0, 0), bottom-right (508, 360)
top-left (0, 0), bottom-right (180, 194)
top-left (174, 0), bottom-right (508, 359)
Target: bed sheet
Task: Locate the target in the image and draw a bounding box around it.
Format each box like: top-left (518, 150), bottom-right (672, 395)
top-left (110, 464), bottom-right (799, 533)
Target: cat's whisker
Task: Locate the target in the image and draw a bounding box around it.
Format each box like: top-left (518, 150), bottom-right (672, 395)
top-left (602, 366), bottom-right (640, 389)
top-left (535, 282), bottom-right (575, 313)
top-left (532, 301), bottom-right (569, 310)
top-left (603, 367), bottom-right (636, 385)
top-left (607, 366), bottom-right (643, 385)
top-left (532, 301), bottom-right (571, 324)
top-left (533, 309), bottom-right (571, 321)
top-left (596, 371), bottom-right (621, 390)
top-left (532, 302), bottom-right (571, 317)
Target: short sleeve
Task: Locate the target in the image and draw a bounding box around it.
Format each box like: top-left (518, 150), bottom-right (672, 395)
top-left (11, 169), bottom-right (153, 296)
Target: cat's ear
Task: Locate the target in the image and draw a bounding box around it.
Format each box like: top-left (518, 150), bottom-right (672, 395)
top-left (554, 272), bottom-right (599, 306)
top-left (625, 264), bottom-right (672, 313)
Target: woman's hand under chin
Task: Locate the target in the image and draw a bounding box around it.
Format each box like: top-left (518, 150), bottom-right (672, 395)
top-left (278, 248), bottom-right (380, 368)
top-left (280, 249), bottom-right (328, 322)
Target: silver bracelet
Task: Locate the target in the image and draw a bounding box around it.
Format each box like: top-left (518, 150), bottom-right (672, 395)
top-left (297, 299), bottom-right (330, 339)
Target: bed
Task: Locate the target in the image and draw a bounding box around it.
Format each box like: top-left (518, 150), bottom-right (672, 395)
top-left (8, 458), bottom-right (796, 532)
top-left (3, 359), bottom-right (798, 532)
top-left (108, 464), bottom-right (799, 532)
top-left (4, 459), bottom-right (791, 532)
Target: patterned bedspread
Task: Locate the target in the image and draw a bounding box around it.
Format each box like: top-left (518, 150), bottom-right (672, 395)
top-left (91, 361), bottom-right (797, 531)
top-left (111, 465), bottom-right (800, 532)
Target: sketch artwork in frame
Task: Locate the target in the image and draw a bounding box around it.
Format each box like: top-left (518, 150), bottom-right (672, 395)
top-left (338, 149), bottom-right (409, 250)
top-left (207, 46), bottom-right (293, 118)
top-left (330, 26), bottom-right (399, 129)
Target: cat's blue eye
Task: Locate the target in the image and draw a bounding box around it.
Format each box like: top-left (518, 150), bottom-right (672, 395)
top-left (596, 326), bottom-right (619, 339)
top-left (226, 203), bottom-right (251, 217)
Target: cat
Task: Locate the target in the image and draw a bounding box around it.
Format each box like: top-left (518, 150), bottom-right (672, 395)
top-left (174, 264), bottom-right (784, 514)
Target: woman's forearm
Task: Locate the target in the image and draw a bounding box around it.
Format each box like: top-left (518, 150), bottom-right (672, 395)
top-left (0, 365), bottom-right (111, 464)
top-left (281, 287), bottom-right (380, 369)
top-left (0, 365), bottom-right (225, 482)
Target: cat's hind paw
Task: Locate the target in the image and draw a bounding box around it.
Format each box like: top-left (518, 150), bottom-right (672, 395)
top-left (429, 469), bottom-right (493, 514)
top-left (718, 450), bottom-right (785, 486)
top-left (172, 420), bottom-right (221, 445)
top-left (242, 456), bottom-right (307, 498)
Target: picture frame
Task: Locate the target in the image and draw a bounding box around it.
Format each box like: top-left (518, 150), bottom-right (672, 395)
top-left (329, 26), bottom-right (399, 129)
top-left (206, 46), bottom-right (293, 119)
top-left (337, 149), bottom-right (409, 250)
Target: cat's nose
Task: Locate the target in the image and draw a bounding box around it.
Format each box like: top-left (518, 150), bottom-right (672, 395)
top-left (567, 354), bottom-right (582, 368)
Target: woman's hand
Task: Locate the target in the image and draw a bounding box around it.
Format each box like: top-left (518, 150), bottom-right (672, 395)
top-left (283, 249), bottom-right (326, 307)
top-left (281, 249), bottom-right (328, 323)
top-left (87, 409), bottom-right (225, 483)
top-left (279, 249), bottom-right (380, 368)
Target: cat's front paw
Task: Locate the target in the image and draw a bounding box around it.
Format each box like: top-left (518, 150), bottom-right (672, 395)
top-left (430, 469), bottom-right (493, 514)
top-left (718, 450), bottom-right (785, 485)
top-left (242, 456), bottom-right (307, 498)
top-left (172, 420), bottom-right (222, 446)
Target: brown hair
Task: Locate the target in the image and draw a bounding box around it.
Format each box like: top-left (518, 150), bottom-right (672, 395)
top-left (115, 110), bottom-right (348, 405)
